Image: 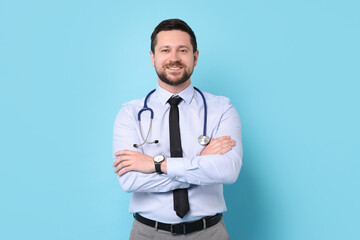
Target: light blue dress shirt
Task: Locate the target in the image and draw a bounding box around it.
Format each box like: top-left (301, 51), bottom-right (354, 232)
top-left (113, 83), bottom-right (243, 223)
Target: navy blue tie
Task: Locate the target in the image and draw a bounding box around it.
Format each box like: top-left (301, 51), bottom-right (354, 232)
top-left (168, 96), bottom-right (190, 218)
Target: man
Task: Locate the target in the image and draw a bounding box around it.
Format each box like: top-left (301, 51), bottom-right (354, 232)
top-left (113, 19), bottom-right (242, 239)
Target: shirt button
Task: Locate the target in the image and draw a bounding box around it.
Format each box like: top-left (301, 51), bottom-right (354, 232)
top-left (175, 176), bottom-right (179, 180)
top-left (198, 181), bottom-right (201, 184)
top-left (156, 188), bottom-right (159, 192)
top-left (180, 185), bottom-right (183, 188)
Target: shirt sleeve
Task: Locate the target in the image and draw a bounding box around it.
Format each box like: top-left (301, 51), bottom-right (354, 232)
top-left (166, 103), bottom-right (243, 185)
top-left (113, 104), bottom-right (190, 193)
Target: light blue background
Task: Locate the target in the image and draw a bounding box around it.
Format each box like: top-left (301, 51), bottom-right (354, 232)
top-left (1, 0), bottom-right (359, 239)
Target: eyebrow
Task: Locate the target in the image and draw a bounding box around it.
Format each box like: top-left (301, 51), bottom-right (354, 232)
top-left (159, 45), bottom-right (190, 49)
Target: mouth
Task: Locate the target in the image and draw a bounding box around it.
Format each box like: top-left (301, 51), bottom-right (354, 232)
top-left (166, 66), bottom-right (183, 72)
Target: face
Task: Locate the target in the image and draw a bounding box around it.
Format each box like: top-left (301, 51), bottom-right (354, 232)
top-left (151, 30), bottom-right (199, 87)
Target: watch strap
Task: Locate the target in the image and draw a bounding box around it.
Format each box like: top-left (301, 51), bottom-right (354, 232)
top-left (155, 163), bottom-right (162, 174)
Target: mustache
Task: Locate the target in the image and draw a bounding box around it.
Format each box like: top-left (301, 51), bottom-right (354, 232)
top-left (164, 61), bottom-right (185, 68)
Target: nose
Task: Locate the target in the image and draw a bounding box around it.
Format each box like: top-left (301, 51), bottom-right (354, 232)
top-left (169, 51), bottom-right (180, 62)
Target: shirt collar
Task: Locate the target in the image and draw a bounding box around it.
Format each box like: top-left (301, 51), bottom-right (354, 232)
top-left (155, 83), bottom-right (195, 105)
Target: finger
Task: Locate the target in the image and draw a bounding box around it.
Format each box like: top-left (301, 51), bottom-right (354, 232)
top-left (114, 161), bottom-right (125, 173)
top-left (221, 139), bottom-right (235, 147)
top-left (113, 158), bottom-right (120, 167)
top-left (118, 165), bottom-right (133, 176)
top-left (210, 145), bottom-right (225, 154)
top-left (113, 155), bottom-right (127, 167)
top-left (212, 136), bottom-right (232, 145)
top-left (114, 160), bottom-right (131, 173)
top-left (218, 145), bottom-right (233, 155)
top-left (114, 149), bottom-right (134, 156)
top-left (211, 140), bottom-right (231, 150)
top-left (113, 155), bottom-right (133, 167)
top-left (208, 138), bottom-right (223, 148)
top-left (214, 143), bottom-right (233, 154)
top-left (218, 137), bottom-right (233, 143)
top-left (217, 139), bottom-right (234, 148)
top-left (216, 136), bottom-right (231, 140)
top-left (213, 142), bottom-right (234, 154)
top-left (214, 136), bottom-right (231, 141)
top-left (208, 137), bottom-right (226, 147)
top-left (114, 150), bottom-right (124, 157)
top-left (224, 141), bottom-right (235, 148)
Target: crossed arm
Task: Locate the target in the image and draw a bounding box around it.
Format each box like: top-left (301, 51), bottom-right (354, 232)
top-left (113, 103), bottom-right (242, 192)
top-left (113, 136), bottom-right (236, 176)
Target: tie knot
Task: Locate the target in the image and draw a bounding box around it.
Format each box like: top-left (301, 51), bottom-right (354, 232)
top-left (168, 96), bottom-right (182, 106)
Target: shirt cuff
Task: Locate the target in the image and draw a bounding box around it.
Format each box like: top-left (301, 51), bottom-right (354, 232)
top-left (167, 157), bottom-right (187, 182)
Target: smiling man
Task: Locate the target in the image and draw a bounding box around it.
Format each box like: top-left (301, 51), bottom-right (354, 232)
top-left (151, 29), bottom-right (197, 88)
top-left (113, 19), bottom-right (243, 239)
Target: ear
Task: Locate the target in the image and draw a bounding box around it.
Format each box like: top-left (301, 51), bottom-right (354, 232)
top-left (150, 51), bottom-right (155, 67)
top-left (193, 50), bottom-right (199, 67)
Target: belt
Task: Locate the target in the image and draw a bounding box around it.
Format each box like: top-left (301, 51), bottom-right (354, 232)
top-left (133, 213), bottom-right (222, 235)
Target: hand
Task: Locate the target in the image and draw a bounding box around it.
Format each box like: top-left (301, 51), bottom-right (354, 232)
top-left (200, 136), bottom-right (235, 156)
top-left (113, 150), bottom-right (154, 176)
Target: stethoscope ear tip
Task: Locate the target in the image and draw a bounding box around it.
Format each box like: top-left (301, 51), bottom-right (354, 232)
top-left (133, 144), bottom-right (138, 148)
top-left (154, 140), bottom-right (159, 144)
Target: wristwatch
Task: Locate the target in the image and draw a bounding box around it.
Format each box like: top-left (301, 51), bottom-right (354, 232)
top-left (153, 155), bottom-right (165, 174)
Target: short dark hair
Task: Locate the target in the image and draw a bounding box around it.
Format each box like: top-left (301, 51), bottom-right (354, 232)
top-left (151, 19), bottom-right (197, 54)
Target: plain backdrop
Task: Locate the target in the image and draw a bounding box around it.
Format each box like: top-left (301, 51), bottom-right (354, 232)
top-left (1, 0), bottom-right (359, 239)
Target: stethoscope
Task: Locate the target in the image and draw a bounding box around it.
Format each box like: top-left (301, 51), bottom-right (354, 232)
top-left (133, 87), bottom-right (210, 148)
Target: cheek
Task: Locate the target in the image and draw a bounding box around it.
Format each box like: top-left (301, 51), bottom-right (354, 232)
top-left (154, 58), bottom-right (165, 68)
top-left (154, 61), bottom-right (161, 69)
top-left (185, 59), bottom-right (195, 69)
top-left (185, 55), bottom-right (195, 64)
top-left (154, 62), bottom-right (165, 72)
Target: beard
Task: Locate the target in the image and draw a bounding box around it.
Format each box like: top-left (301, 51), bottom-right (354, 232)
top-left (155, 61), bottom-right (194, 86)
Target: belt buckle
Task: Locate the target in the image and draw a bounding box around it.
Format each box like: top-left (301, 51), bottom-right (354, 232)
top-left (170, 223), bottom-right (186, 235)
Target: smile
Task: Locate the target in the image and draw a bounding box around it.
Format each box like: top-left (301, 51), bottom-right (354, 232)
top-left (167, 67), bottom-right (181, 70)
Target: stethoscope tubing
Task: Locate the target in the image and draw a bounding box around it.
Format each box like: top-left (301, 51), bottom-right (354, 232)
top-left (194, 87), bottom-right (207, 138)
top-left (134, 87), bottom-right (208, 147)
top-left (137, 89), bottom-right (156, 121)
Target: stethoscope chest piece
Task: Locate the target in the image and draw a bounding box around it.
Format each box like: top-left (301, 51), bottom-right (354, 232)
top-left (198, 135), bottom-right (210, 146)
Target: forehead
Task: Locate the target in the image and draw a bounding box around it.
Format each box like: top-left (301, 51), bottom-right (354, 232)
top-left (155, 30), bottom-right (192, 49)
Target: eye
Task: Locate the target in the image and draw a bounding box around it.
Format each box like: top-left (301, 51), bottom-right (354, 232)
top-left (179, 49), bottom-right (188, 53)
top-left (161, 49), bottom-right (169, 53)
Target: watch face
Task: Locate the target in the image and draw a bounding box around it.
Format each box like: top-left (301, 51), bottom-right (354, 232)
top-left (154, 155), bottom-right (164, 163)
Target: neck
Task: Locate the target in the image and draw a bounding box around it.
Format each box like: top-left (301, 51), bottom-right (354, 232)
top-left (158, 79), bottom-right (191, 94)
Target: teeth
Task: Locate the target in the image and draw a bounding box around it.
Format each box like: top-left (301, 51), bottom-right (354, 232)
top-left (168, 67), bottom-right (180, 70)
